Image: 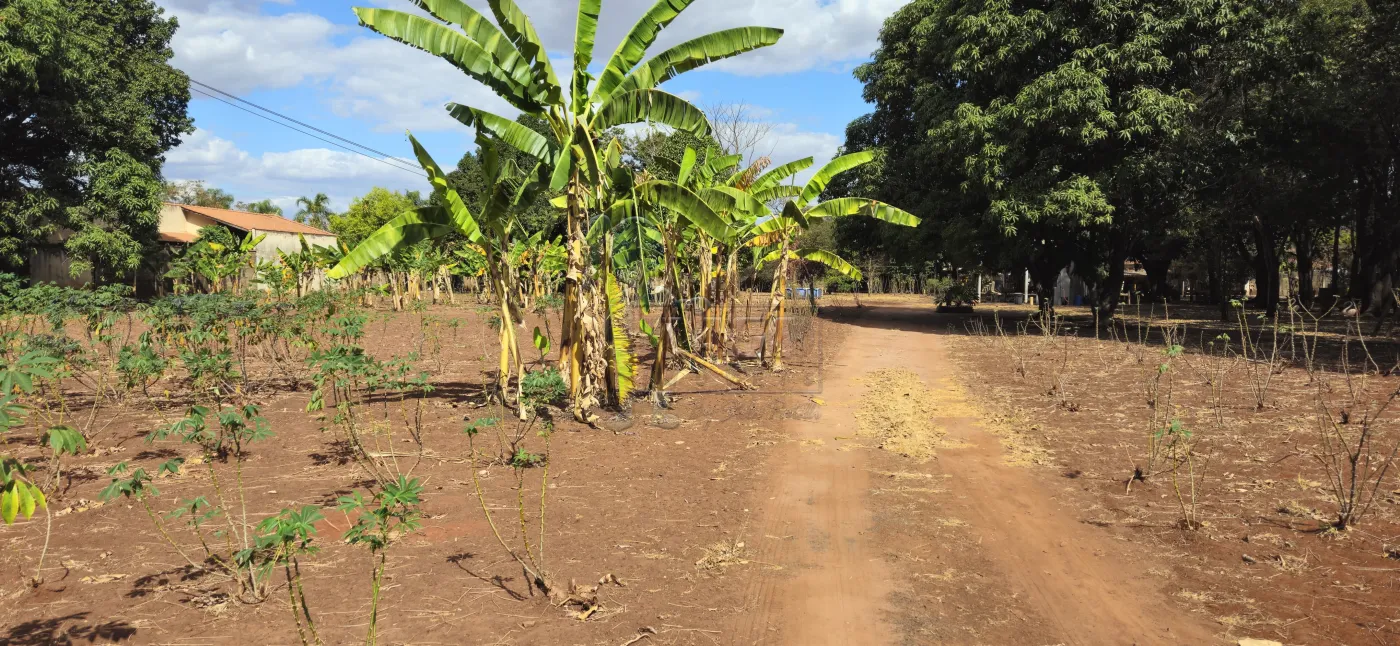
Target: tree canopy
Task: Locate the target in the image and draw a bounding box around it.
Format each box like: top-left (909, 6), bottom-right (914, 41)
top-left (164, 181), bottom-right (236, 209)
top-left (329, 188), bottom-right (424, 252)
top-left (837, 0), bottom-right (1400, 316)
top-left (0, 0), bottom-right (191, 278)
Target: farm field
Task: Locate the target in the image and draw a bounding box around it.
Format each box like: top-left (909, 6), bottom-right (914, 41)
top-left (0, 290), bottom-right (833, 645)
top-left (4, 292), bottom-right (1397, 644)
top-left (8, 0), bottom-right (1400, 642)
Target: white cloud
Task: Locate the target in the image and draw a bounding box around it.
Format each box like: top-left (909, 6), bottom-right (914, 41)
top-left (165, 2), bottom-right (341, 94)
top-left (755, 123), bottom-right (843, 184)
top-left (327, 38), bottom-right (521, 132)
top-left (161, 0), bottom-right (514, 135)
top-left (471, 0), bottom-right (907, 75)
top-left (165, 129), bottom-right (425, 211)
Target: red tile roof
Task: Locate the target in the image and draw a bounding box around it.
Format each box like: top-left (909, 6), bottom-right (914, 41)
top-left (159, 231), bottom-right (198, 243)
top-left (170, 203), bottom-right (335, 236)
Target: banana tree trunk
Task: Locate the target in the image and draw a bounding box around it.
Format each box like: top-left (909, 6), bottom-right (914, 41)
top-left (390, 272), bottom-right (404, 312)
top-left (664, 234), bottom-right (693, 353)
top-left (487, 246), bottom-right (525, 417)
top-left (560, 173), bottom-right (606, 421)
top-left (760, 247), bottom-right (791, 370)
top-left (699, 243), bottom-right (715, 358)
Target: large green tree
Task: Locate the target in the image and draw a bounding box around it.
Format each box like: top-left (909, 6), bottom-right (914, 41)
top-left (840, 0), bottom-right (1234, 312)
top-left (0, 0), bottom-right (192, 278)
top-left (330, 188), bottom-right (424, 251)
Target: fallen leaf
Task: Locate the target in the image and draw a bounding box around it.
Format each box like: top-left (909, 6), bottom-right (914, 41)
top-left (81, 573), bottom-right (127, 584)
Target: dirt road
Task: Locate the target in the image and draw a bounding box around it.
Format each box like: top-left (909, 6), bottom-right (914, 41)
top-left (731, 305), bottom-right (1221, 645)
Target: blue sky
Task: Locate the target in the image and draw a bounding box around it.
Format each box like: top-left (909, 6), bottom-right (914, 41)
top-left (159, 0), bottom-right (907, 215)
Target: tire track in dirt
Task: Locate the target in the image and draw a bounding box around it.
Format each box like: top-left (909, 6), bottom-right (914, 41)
top-left (729, 323), bottom-right (902, 645)
top-left (731, 306), bottom-right (1221, 645)
top-left (917, 327), bottom-right (1221, 645)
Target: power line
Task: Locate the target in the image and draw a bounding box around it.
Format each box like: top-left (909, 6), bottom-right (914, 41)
top-left (187, 82), bottom-right (425, 178)
top-left (190, 79), bottom-right (411, 164)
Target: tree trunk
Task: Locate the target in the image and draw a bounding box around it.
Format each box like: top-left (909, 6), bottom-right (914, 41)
top-left (1206, 237), bottom-right (1225, 304)
top-left (1097, 231), bottom-right (1128, 320)
top-left (560, 173), bottom-right (606, 420)
top-left (1029, 262), bottom-right (1058, 313)
top-left (1331, 219), bottom-right (1342, 297)
top-left (1254, 243), bottom-right (1280, 318)
top-left (1295, 226), bottom-right (1315, 308)
top-left (1350, 174), bottom-right (1373, 304)
top-left (390, 272), bottom-right (404, 312)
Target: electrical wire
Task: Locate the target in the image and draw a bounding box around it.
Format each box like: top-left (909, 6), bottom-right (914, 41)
top-left (190, 79), bottom-right (411, 163)
top-left (187, 83), bottom-right (424, 178)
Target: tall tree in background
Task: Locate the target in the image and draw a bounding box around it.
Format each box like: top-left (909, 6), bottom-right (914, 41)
top-left (295, 193), bottom-right (335, 230)
top-left (238, 199), bottom-right (283, 215)
top-left (445, 115), bottom-right (562, 237)
top-left (0, 0), bottom-right (191, 279)
top-left (164, 180), bottom-right (236, 209)
top-left (1336, 0), bottom-right (1400, 317)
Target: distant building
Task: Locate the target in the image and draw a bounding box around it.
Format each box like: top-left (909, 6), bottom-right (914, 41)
top-left (155, 203), bottom-right (337, 264)
top-left (29, 203), bottom-right (337, 293)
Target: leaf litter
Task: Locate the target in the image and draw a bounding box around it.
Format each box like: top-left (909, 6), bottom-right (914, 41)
top-left (854, 369), bottom-right (946, 460)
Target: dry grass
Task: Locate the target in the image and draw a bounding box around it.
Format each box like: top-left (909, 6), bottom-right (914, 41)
top-left (694, 538), bottom-right (749, 572)
top-left (854, 369), bottom-right (945, 459)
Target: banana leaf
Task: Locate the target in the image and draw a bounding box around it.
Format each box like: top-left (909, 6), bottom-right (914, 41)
top-left (354, 8), bottom-right (542, 111)
top-left (605, 272), bottom-right (637, 402)
top-left (593, 89), bottom-right (709, 136)
top-left (614, 27), bottom-right (784, 96)
top-left (799, 150), bottom-right (876, 206)
top-left (796, 248), bottom-right (862, 279)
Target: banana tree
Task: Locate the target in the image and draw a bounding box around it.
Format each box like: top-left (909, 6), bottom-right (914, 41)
top-left (748, 151), bottom-right (922, 369)
top-left (625, 173), bottom-right (755, 398)
top-left (352, 0), bottom-right (781, 421)
top-left (328, 134), bottom-right (540, 416)
top-left (670, 147), bottom-right (770, 360)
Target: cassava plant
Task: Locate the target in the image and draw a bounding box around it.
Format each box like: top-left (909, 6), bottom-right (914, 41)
top-left (1132, 337), bottom-right (1183, 486)
top-left (140, 404), bottom-right (277, 601)
top-left (337, 476), bottom-right (424, 646)
top-left (2, 456), bottom-right (49, 584)
top-left (464, 368), bottom-right (565, 599)
top-left (1232, 300), bottom-right (1283, 410)
top-left (246, 506), bottom-right (325, 646)
top-left (1156, 418), bottom-right (1210, 530)
top-left (1313, 343), bottom-right (1400, 531)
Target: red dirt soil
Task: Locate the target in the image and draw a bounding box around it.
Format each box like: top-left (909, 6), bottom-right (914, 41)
top-left (3, 296), bottom-right (1395, 645)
